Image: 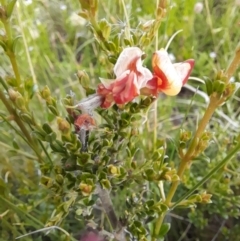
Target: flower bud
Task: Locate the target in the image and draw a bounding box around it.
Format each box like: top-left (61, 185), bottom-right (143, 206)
top-left (98, 19), bottom-right (111, 40)
top-left (77, 70), bottom-right (89, 86)
top-left (57, 117), bottom-right (71, 135)
top-left (179, 129), bottom-right (192, 142)
top-left (40, 86), bottom-right (51, 100)
top-left (15, 96), bottom-right (26, 111)
top-left (55, 174), bottom-right (64, 185)
top-left (8, 88), bottom-right (21, 101)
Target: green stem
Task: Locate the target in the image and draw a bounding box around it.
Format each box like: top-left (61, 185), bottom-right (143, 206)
top-left (153, 214), bottom-right (164, 240)
top-left (152, 0), bottom-right (159, 151)
top-left (225, 43), bottom-right (240, 81)
top-left (120, 0), bottom-right (131, 39)
top-left (3, 19), bottom-right (21, 87)
top-left (16, 3), bottom-right (38, 86)
top-left (0, 195), bottom-right (43, 227)
top-left (8, 52), bottom-right (21, 87)
top-left (165, 97), bottom-right (219, 206)
top-left (165, 160), bottom-right (187, 206)
top-left (3, 23), bottom-right (11, 39)
top-left (183, 96), bottom-right (219, 162)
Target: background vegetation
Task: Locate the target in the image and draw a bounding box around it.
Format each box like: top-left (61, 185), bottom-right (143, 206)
top-left (0, 0), bottom-right (240, 240)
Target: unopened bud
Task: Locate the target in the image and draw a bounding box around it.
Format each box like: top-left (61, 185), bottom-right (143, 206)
top-left (55, 174), bottom-right (64, 185)
top-left (180, 129), bottom-right (192, 142)
top-left (15, 96), bottom-right (26, 111)
top-left (40, 86), bottom-right (51, 100)
top-left (8, 88), bottom-right (21, 101)
top-left (57, 117), bottom-right (71, 135)
top-left (98, 19), bottom-right (111, 40)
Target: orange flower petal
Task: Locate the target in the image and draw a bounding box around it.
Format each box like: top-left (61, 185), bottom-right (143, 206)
top-left (151, 49), bottom-right (194, 96)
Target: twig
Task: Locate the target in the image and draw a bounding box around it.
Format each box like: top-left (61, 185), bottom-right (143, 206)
top-left (96, 184), bottom-right (126, 241)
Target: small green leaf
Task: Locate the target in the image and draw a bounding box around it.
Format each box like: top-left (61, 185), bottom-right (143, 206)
top-left (98, 19), bottom-right (111, 40)
top-left (48, 105), bottom-right (59, 116)
top-left (6, 0), bottom-right (17, 18)
top-left (123, 38), bottom-right (132, 46)
top-left (205, 77), bottom-right (213, 96)
top-left (0, 39), bottom-right (7, 51)
top-left (107, 55), bottom-right (117, 64)
top-left (11, 35), bottom-right (22, 52)
top-left (12, 139), bottom-right (20, 149)
top-left (42, 123), bottom-right (53, 134)
top-left (19, 112), bottom-right (33, 125)
top-left (100, 179), bottom-right (111, 190)
top-left (45, 132), bottom-right (57, 143)
top-left (159, 203), bottom-right (169, 213)
top-left (158, 223), bottom-right (171, 237)
top-left (105, 41), bottom-right (115, 51)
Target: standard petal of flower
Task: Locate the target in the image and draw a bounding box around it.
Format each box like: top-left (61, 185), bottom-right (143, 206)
top-left (173, 59), bottom-right (195, 85)
top-left (114, 47), bottom-right (143, 77)
top-left (112, 71), bottom-right (139, 104)
top-left (152, 49), bottom-right (182, 95)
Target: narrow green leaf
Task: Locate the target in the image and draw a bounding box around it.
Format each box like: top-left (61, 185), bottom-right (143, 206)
top-left (6, 0), bottom-right (17, 18)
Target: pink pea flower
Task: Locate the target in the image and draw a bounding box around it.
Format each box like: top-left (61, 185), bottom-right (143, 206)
top-left (142, 49), bottom-right (195, 96)
top-left (97, 47), bottom-right (153, 108)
